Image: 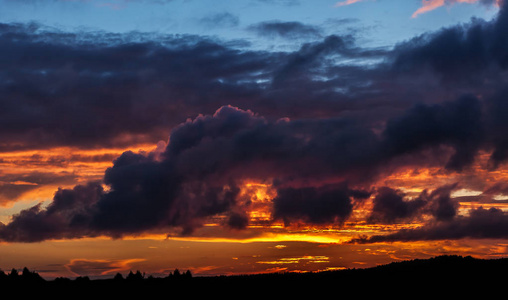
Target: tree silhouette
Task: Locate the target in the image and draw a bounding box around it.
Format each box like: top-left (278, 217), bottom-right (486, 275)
top-left (21, 267), bottom-right (44, 282)
top-left (126, 270), bottom-right (144, 281)
top-left (114, 273), bottom-right (124, 281)
top-left (54, 277), bottom-right (71, 283)
top-left (9, 268), bottom-right (19, 279)
top-left (0, 255), bottom-right (506, 297)
top-left (75, 276), bottom-right (90, 283)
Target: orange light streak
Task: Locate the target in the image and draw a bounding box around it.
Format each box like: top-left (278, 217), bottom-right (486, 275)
top-left (412, 0), bottom-right (499, 18)
top-left (0, 143), bottom-right (159, 206)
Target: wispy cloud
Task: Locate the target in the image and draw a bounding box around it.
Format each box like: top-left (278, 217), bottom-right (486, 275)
top-left (412, 0), bottom-right (500, 18)
top-left (334, 0), bottom-right (368, 7)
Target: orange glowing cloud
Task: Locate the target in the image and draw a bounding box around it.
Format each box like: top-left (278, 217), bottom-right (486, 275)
top-left (0, 143), bottom-right (158, 206)
top-left (412, 0), bottom-right (500, 18)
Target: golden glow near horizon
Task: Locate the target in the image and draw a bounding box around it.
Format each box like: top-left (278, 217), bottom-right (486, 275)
top-left (4, 163), bottom-right (507, 244)
top-left (256, 255), bottom-right (330, 265)
top-left (2, 145), bottom-right (508, 278)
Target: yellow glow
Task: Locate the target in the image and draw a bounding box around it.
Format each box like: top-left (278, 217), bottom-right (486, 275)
top-left (239, 180), bottom-right (277, 224)
top-left (452, 189), bottom-right (483, 197)
top-left (256, 255), bottom-right (330, 265)
top-left (164, 231), bottom-right (351, 244)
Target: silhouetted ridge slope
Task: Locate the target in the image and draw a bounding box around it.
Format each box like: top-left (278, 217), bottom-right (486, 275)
top-left (1, 256), bottom-right (506, 296)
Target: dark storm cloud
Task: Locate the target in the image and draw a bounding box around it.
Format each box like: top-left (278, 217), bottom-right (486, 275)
top-left (0, 22), bottom-right (278, 150)
top-left (0, 91), bottom-right (500, 241)
top-left (248, 21), bottom-right (322, 39)
top-left (0, 82), bottom-right (503, 242)
top-left (0, 105), bottom-right (381, 241)
top-left (0, 21), bottom-right (395, 152)
top-left (367, 184), bottom-right (459, 224)
top-left (384, 2), bottom-right (508, 171)
top-left (484, 87), bottom-right (508, 167)
top-left (382, 95), bottom-right (483, 171)
top-left (421, 183), bottom-right (460, 221)
top-left (367, 187), bottom-right (427, 224)
top-left (0, 92), bottom-right (480, 242)
top-left (348, 184), bottom-right (508, 244)
top-left (0, 182), bottom-right (104, 242)
top-left (352, 207), bottom-right (508, 243)
top-left (392, 2), bottom-right (508, 84)
top-left (271, 34), bottom-right (355, 86)
top-left (273, 184), bottom-right (370, 225)
top-left (162, 105), bottom-right (383, 183)
top-left (483, 182), bottom-right (508, 196)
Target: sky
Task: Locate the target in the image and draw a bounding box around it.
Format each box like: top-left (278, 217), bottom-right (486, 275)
top-left (1, 0), bottom-right (508, 279)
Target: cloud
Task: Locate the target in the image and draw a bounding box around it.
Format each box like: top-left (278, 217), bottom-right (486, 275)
top-left (392, 10), bottom-right (508, 80)
top-left (367, 183), bottom-right (459, 224)
top-left (0, 22), bottom-right (392, 152)
top-left (0, 95), bottom-right (482, 242)
top-left (0, 90), bottom-right (504, 242)
top-left (0, 23), bottom-right (277, 150)
top-left (271, 34), bottom-right (374, 86)
top-left (273, 184), bottom-right (370, 225)
top-left (382, 95), bottom-right (483, 171)
top-left (482, 182), bottom-right (508, 197)
top-left (0, 105), bottom-right (377, 241)
top-left (367, 187), bottom-right (427, 224)
top-left (352, 206), bottom-right (508, 243)
top-left (0, 172), bottom-right (78, 204)
top-left (3, 2), bottom-right (508, 244)
top-left (0, 182), bottom-right (104, 242)
top-left (383, 2), bottom-right (508, 168)
top-left (248, 21), bottom-right (322, 39)
top-left (412, 0), bottom-right (501, 18)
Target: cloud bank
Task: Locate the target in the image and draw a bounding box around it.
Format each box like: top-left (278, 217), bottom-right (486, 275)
top-left (2, 3), bottom-right (508, 243)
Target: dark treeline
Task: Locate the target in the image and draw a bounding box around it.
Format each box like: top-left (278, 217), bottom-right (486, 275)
top-left (0, 255), bottom-right (505, 297)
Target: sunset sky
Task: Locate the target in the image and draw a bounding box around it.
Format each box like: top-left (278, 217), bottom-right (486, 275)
top-left (2, 0), bottom-right (508, 279)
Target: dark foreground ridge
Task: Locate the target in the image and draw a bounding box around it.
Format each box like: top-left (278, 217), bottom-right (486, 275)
top-left (1, 255), bottom-right (505, 296)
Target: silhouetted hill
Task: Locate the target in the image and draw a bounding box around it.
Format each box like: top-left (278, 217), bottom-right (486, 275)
top-left (1, 255), bottom-right (505, 297)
